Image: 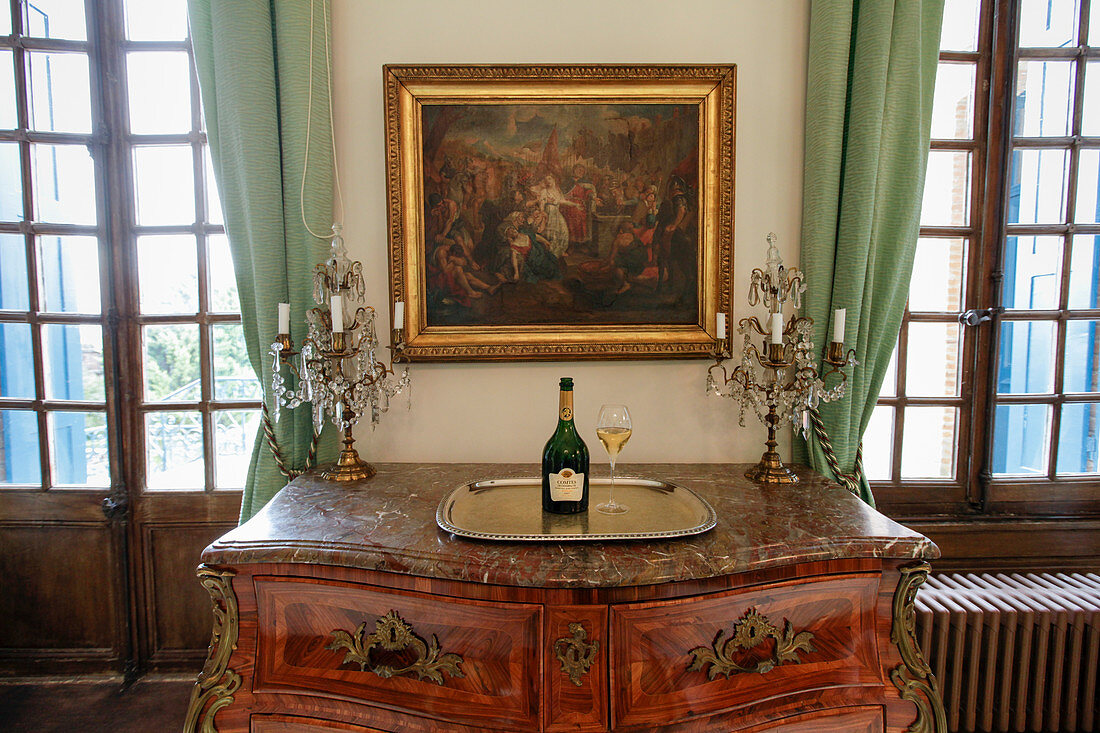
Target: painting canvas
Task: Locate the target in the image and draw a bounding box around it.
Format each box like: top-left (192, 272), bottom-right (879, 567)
top-left (422, 102), bottom-right (699, 326)
top-left (385, 66), bottom-right (734, 361)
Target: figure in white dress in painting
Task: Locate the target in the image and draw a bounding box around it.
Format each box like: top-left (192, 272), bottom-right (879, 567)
top-left (531, 174), bottom-right (572, 258)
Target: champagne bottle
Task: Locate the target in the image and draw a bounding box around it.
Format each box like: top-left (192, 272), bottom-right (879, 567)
top-left (542, 377), bottom-right (590, 514)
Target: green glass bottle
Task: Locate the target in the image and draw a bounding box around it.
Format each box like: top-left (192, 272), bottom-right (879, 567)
top-left (542, 377), bottom-right (590, 514)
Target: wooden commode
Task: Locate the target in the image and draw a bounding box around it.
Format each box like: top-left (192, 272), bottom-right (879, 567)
top-left (183, 463), bottom-right (945, 732)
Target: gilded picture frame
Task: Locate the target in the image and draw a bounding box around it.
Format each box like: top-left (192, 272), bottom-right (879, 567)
top-left (384, 64), bottom-right (735, 361)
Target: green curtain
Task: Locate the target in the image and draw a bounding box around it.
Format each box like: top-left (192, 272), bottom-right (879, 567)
top-left (800, 0), bottom-right (945, 505)
top-left (189, 0), bottom-right (337, 521)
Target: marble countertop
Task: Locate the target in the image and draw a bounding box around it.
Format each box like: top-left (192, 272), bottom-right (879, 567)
top-left (203, 463), bottom-right (938, 588)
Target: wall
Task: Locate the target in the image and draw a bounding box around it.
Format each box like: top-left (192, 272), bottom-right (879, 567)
top-left (331, 0), bottom-right (810, 464)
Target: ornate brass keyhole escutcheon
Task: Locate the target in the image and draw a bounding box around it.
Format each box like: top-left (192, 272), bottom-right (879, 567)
top-left (554, 622), bottom-right (599, 686)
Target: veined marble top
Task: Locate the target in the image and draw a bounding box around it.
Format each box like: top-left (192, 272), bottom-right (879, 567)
top-left (203, 463), bottom-right (937, 588)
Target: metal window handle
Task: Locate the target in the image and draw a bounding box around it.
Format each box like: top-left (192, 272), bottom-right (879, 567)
top-left (958, 306), bottom-right (1004, 327)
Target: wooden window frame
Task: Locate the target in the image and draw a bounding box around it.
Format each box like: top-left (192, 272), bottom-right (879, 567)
top-left (0, 0), bottom-right (259, 497)
top-left (874, 0), bottom-right (1100, 520)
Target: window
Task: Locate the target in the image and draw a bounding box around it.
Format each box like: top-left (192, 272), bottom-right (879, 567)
top-left (872, 0), bottom-right (1100, 515)
top-left (0, 0), bottom-right (259, 494)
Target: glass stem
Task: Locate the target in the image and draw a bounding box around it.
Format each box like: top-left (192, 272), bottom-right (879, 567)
top-left (609, 458), bottom-right (615, 505)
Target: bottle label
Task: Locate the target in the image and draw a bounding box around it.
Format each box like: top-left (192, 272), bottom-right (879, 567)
top-left (548, 468), bottom-right (584, 501)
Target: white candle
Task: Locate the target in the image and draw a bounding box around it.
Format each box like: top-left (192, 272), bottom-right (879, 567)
top-left (330, 295), bottom-right (344, 333)
top-left (393, 300), bottom-right (405, 329)
top-left (771, 311), bottom-right (784, 345)
top-left (833, 308), bottom-right (846, 343)
top-left (277, 302), bottom-right (290, 334)
top-left (716, 312), bottom-right (726, 340)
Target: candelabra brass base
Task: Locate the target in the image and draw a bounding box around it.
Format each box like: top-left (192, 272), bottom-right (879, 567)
top-left (746, 451), bottom-right (799, 485)
top-left (321, 447), bottom-right (376, 482)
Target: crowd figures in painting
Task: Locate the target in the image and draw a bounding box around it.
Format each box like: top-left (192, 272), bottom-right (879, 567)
top-left (422, 103), bottom-right (701, 327)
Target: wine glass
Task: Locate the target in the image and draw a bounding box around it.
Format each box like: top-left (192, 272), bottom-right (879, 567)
top-left (595, 404), bottom-right (632, 515)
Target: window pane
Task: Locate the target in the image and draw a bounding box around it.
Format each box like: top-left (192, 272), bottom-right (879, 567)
top-left (921, 150), bottom-right (971, 226)
top-left (1075, 149), bottom-right (1099, 224)
top-left (126, 51), bottom-right (191, 135)
top-left (1056, 403), bottom-right (1099, 474)
top-left (208, 234), bottom-right (239, 312)
top-left (1092, 2), bottom-right (1100, 45)
top-left (906, 323), bottom-right (962, 397)
top-left (143, 324), bottom-right (200, 402)
top-left (940, 0), bottom-right (980, 52)
top-left (0, 324), bottom-right (34, 398)
top-left (204, 148), bottom-right (223, 225)
top-left (993, 403), bottom-right (1051, 475)
top-left (214, 409), bottom-right (258, 489)
top-left (125, 0), bottom-right (189, 41)
top-left (1069, 234), bottom-right (1100, 309)
top-left (910, 238), bottom-right (965, 312)
top-left (31, 144), bottom-right (96, 225)
top-left (1014, 60), bottom-right (1074, 137)
top-left (901, 406), bottom-right (957, 479)
top-left (27, 51), bottom-right (91, 134)
top-left (880, 342), bottom-right (898, 398)
top-left (1007, 148), bottom-right (1069, 224)
top-left (0, 410), bottom-right (41, 485)
top-left (144, 410), bottom-right (203, 489)
top-left (1065, 320), bottom-right (1099, 393)
top-left (43, 324), bottom-right (104, 402)
top-left (998, 320), bottom-right (1056, 394)
top-left (23, 0), bottom-right (87, 41)
top-left (133, 146), bottom-right (195, 225)
top-left (1084, 63), bottom-right (1100, 136)
top-left (48, 411), bottom-right (108, 487)
top-left (932, 63), bottom-right (976, 139)
top-left (0, 233), bottom-right (30, 310)
top-left (213, 324), bottom-right (260, 400)
top-left (864, 406), bottom-right (894, 481)
top-left (0, 50), bottom-right (15, 130)
top-left (0, 4), bottom-right (9, 35)
top-left (137, 235), bottom-right (197, 314)
top-left (1001, 235), bottom-right (1062, 310)
top-left (1018, 0), bottom-right (1078, 47)
top-left (0, 142), bottom-right (23, 221)
top-left (38, 235), bottom-right (101, 314)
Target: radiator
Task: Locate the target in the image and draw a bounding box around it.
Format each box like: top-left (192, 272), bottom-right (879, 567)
top-left (914, 572), bottom-right (1100, 733)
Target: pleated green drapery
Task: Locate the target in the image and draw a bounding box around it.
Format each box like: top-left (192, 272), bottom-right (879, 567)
top-left (189, 0), bottom-right (337, 521)
top-left (800, 0), bottom-right (945, 505)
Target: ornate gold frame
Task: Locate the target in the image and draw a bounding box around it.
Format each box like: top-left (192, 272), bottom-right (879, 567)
top-left (384, 64), bottom-right (735, 361)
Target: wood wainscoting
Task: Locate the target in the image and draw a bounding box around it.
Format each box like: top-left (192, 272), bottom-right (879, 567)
top-left (0, 486), bottom-right (239, 677)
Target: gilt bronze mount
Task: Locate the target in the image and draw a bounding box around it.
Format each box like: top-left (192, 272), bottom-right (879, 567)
top-left (327, 610), bottom-right (464, 686)
top-left (554, 622), bottom-right (599, 687)
top-left (687, 607), bottom-right (816, 678)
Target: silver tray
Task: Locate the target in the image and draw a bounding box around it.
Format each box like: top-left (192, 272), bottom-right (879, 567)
top-left (436, 477), bottom-right (717, 542)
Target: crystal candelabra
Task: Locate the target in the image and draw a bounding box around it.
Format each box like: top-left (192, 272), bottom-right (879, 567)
top-left (269, 225), bottom-right (410, 482)
top-left (707, 233), bottom-right (855, 484)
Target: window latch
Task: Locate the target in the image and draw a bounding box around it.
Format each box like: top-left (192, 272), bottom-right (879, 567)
top-left (958, 306), bottom-right (1004, 327)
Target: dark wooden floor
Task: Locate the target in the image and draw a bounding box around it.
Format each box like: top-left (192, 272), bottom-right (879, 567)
top-left (0, 676), bottom-right (192, 732)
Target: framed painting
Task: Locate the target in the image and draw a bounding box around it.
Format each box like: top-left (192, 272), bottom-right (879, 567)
top-left (384, 64), bottom-right (735, 361)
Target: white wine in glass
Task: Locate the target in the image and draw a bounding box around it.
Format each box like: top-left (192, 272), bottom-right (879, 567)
top-left (595, 404), bottom-right (632, 515)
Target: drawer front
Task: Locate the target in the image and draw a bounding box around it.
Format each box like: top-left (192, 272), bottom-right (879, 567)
top-left (611, 574), bottom-right (881, 728)
top-left (254, 577), bottom-right (541, 731)
top-left (743, 706), bottom-right (883, 732)
top-left (251, 715), bottom-right (389, 733)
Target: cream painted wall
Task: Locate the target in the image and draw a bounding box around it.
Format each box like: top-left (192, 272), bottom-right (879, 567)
top-left (331, 0), bottom-right (810, 465)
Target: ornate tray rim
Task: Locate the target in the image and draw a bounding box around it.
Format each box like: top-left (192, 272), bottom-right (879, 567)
top-left (436, 476), bottom-right (718, 542)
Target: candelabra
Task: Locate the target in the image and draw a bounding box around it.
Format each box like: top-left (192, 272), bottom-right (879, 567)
top-left (269, 226), bottom-right (410, 482)
top-left (708, 233), bottom-right (855, 484)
